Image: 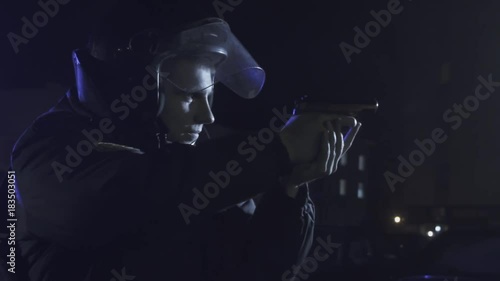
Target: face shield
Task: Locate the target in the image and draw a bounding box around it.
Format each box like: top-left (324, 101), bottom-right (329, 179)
top-left (128, 18), bottom-right (265, 100)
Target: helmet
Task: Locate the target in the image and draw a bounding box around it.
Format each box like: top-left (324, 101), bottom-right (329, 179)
top-left (152, 18), bottom-right (266, 99)
top-left (73, 5), bottom-right (265, 139)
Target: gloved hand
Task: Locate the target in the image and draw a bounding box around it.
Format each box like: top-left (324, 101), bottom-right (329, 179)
top-left (278, 113), bottom-right (361, 197)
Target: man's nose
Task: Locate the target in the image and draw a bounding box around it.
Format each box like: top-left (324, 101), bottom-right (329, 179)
top-left (195, 99), bottom-right (215, 125)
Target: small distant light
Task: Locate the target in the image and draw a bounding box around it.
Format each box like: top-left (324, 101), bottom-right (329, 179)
top-left (358, 155), bottom-right (365, 171)
top-left (427, 231), bottom-right (434, 237)
top-left (394, 216), bottom-right (401, 223)
top-left (339, 179), bottom-right (347, 196)
top-left (435, 225), bottom-right (442, 232)
top-left (357, 182), bottom-right (364, 199)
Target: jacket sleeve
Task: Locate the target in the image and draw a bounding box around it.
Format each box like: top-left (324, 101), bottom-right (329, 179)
top-left (187, 135), bottom-right (315, 281)
top-left (173, 132), bottom-right (297, 226)
top-left (245, 186), bottom-right (315, 281)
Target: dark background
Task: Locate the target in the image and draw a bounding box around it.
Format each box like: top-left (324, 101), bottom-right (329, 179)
top-left (2, 0), bottom-right (499, 206)
top-left (1, 0), bottom-right (500, 280)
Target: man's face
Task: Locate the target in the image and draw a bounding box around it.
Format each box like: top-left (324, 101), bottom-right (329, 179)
top-left (159, 57), bottom-right (215, 145)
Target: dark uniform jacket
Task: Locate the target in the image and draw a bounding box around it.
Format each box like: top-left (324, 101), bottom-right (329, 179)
top-left (9, 87), bottom-right (315, 281)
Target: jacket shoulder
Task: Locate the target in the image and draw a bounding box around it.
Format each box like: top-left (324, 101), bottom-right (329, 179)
top-left (11, 110), bottom-right (88, 161)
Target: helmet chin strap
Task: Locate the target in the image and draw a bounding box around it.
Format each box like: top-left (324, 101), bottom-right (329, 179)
top-left (203, 126), bottom-right (211, 140)
top-left (154, 117), bottom-right (170, 149)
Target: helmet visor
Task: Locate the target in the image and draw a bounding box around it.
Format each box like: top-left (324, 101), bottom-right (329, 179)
top-left (150, 19), bottom-right (265, 99)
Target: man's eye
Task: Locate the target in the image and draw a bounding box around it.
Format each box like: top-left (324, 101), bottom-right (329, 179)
top-left (179, 91), bottom-right (209, 102)
top-left (191, 93), bottom-right (206, 100)
top-left (176, 92), bottom-right (193, 101)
